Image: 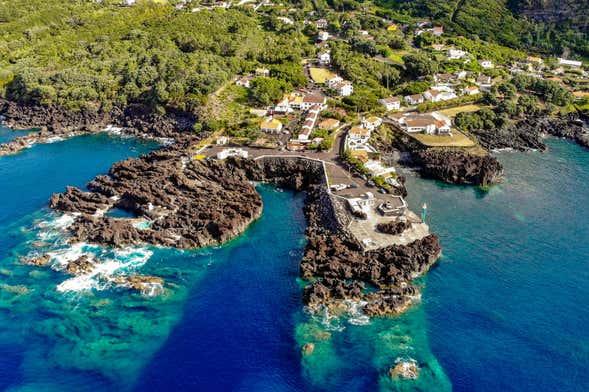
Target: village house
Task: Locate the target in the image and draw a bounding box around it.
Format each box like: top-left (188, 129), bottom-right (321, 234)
top-left (397, 112), bottom-right (451, 135)
top-left (318, 31), bottom-right (330, 41)
top-left (423, 86), bottom-right (457, 102)
top-left (380, 96), bottom-right (401, 111)
top-left (318, 118), bottom-right (340, 130)
top-left (255, 67), bottom-right (270, 76)
top-left (332, 80), bottom-right (353, 96)
top-left (235, 77), bottom-right (251, 88)
top-left (434, 73), bottom-right (457, 84)
top-left (216, 136), bottom-right (228, 145)
top-left (462, 85), bottom-right (480, 95)
top-left (315, 19), bottom-right (328, 29)
top-left (260, 117), bottom-right (283, 133)
top-left (558, 58), bottom-right (583, 68)
top-left (301, 93), bottom-right (327, 111)
top-left (348, 126), bottom-right (371, 144)
top-left (478, 59), bottom-right (494, 69)
top-left (359, 30), bottom-right (370, 36)
top-left (447, 48), bottom-right (467, 60)
top-left (362, 116), bottom-right (382, 130)
top-left (318, 50), bottom-right (331, 65)
top-left (415, 20), bottom-right (430, 28)
top-left (431, 26), bottom-right (444, 37)
top-left (274, 96), bottom-right (293, 114)
top-left (456, 70), bottom-right (468, 79)
top-left (404, 94), bottom-right (424, 106)
top-left (476, 75), bottom-right (493, 90)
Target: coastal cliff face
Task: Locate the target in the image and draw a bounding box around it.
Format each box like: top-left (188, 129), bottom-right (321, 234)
top-left (513, 0), bottom-right (589, 28)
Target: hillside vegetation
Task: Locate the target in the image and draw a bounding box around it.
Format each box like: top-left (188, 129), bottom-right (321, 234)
top-left (0, 0), bottom-right (311, 112)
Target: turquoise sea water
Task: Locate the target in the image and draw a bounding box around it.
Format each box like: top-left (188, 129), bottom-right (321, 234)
top-left (0, 133), bottom-right (587, 391)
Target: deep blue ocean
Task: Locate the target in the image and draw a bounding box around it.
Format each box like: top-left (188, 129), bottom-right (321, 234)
top-left (0, 125), bottom-right (587, 391)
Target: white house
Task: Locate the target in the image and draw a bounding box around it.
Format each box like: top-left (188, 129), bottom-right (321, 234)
top-left (423, 86), bottom-right (457, 102)
top-left (348, 126), bottom-right (371, 144)
top-left (479, 59), bottom-right (494, 69)
top-left (402, 112), bottom-right (451, 135)
top-left (318, 31), bottom-right (330, 41)
top-left (301, 94), bottom-right (327, 111)
top-left (327, 75), bottom-right (343, 88)
top-left (404, 94), bottom-right (424, 106)
top-left (431, 26), bottom-right (444, 37)
top-left (216, 136), bottom-right (228, 145)
top-left (447, 49), bottom-right (467, 60)
top-left (558, 58), bottom-right (583, 68)
top-left (318, 51), bottom-right (331, 65)
top-left (332, 81), bottom-right (353, 96)
top-left (380, 96), bottom-right (401, 111)
top-left (347, 192), bottom-right (376, 216)
top-left (462, 85), bottom-right (480, 95)
top-left (361, 116), bottom-right (382, 130)
top-left (255, 67), bottom-right (270, 76)
top-left (235, 77), bottom-right (251, 88)
top-left (217, 148), bottom-right (249, 160)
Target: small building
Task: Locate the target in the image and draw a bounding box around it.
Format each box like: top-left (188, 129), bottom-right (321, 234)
top-left (377, 197), bottom-right (407, 216)
top-left (558, 58), bottom-right (583, 68)
top-left (318, 51), bottom-right (331, 65)
top-left (361, 116), bottom-right (382, 130)
top-left (404, 94), bottom-right (424, 106)
top-left (462, 85), bottom-right (480, 95)
top-left (348, 126), bottom-right (371, 144)
top-left (260, 117), bottom-right (283, 133)
top-left (478, 59), bottom-right (494, 69)
top-left (423, 87), bottom-right (457, 102)
top-left (416, 20), bottom-right (430, 28)
top-left (217, 148), bottom-right (248, 160)
top-left (287, 140), bottom-right (306, 151)
top-left (402, 112), bottom-right (451, 135)
top-left (332, 80), bottom-right (353, 96)
top-left (380, 96), bottom-right (401, 111)
top-left (318, 118), bottom-right (340, 130)
top-left (255, 67), bottom-right (270, 76)
top-left (216, 136), bottom-right (228, 145)
top-left (447, 48), bottom-right (467, 60)
top-left (318, 31), bottom-right (330, 41)
top-left (476, 75), bottom-right (493, 90)
top-left (434, 73), bottom-right (456, 84)
top-left (347, 192), bottom-right (375, 218)
top-left (431, 26), bottom-right (443, 37)
top-left (301, 94), bottom-right (327, 111)
top-left (315, 19), bottom-right (328, 29)
top-left (235, 77), bottom-right (251, 88)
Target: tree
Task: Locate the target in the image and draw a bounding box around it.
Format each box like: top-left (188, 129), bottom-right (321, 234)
top-left (402, 53), bottom-right (438, 78)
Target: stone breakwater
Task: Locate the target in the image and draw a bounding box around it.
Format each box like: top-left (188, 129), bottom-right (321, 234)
top-left (46, 152), bottom-right (441, 315)
top-left (0, 99), bottom-right (198, 156)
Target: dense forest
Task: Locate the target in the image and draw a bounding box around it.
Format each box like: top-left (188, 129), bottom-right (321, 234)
top-left (0, 0), bottom-right (312, 112)
top-left (376, 0), bottom-right (589, 58)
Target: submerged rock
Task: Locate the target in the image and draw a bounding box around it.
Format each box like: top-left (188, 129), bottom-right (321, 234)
top-left (110, 275), bottom-right (165, 296)
top-left (302, 342), bottom-right (315, 356)
top-left (65, 255), bottom-right (94, 276)
top-left (389, 360), bottom-right (420, 380)
top-left (24, 254), bottom-right (51, 267)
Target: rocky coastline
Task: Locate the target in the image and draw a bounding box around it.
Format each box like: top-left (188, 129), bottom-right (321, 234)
top-left (0, 99), bottom-right (199, 156)
top-left (469, 112), bottom-right (589, 152)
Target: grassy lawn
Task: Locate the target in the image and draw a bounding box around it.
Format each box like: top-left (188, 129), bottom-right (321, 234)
top-left (410, 129), bottom-right (476, 147)
top-left (309, 67), bottom-right (337, 84)
top-left (437, 104), bottom-right (482, 118)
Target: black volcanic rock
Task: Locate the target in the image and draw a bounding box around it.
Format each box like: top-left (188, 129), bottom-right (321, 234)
top-left (415, 149), bottom-right (504, 186)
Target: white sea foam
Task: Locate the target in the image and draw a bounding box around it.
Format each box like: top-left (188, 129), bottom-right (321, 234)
top-left (45, 136), bottom-right (64, 143)
top-left (344, 300), bottom-right (370, 326)
top-left (56, 246), bottom-right (154, 293)
top-left (37, 213), bottom-right (79, 231)
top-left (103, 125), bottom-right (123, 135)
